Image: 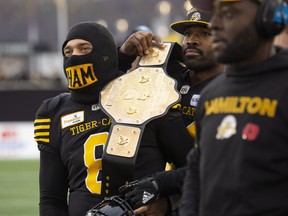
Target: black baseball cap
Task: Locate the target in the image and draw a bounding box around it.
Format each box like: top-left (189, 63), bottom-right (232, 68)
top-left (170, 8), bottom-right (212, 35)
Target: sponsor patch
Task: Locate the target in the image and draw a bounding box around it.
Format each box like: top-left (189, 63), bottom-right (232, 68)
top-left (190, 94), bottom-right (200, 106)
top-left (61, 111), bottom-right (84, 129)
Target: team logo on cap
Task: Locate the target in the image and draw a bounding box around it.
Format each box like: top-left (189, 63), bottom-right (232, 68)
top-left (190, 12), bottom-right (201, 21)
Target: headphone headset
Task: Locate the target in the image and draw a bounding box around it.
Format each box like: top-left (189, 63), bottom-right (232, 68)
top-left (256, 0), bottom-right (288, 38)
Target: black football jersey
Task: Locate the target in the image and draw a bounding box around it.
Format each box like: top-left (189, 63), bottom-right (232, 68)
top-left (174, 70), bottom-right (220, 139)
top-left (34, 92), bottom-right (193, 216)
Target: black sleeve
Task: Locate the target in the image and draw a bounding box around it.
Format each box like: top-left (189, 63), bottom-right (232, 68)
top-left (39, 151), bottom-right (69, 216)
top-left (179, 149), bottom-right (200, 216)
top-left (150, 109), bottom-right (193, 197)
top-left (154, 166), bottom-right (187, 196)
top-left (157, 109), bottom-right (194, 168)
top-left (117, 48), bottom-right (137, 72)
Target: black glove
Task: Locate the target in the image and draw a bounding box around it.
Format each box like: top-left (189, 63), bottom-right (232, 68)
top-left (118, 176), bottom-right (160, 209)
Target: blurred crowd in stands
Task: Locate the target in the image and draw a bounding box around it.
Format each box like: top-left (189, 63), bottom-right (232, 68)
top-left (0, 0), bottom-right (185, 90)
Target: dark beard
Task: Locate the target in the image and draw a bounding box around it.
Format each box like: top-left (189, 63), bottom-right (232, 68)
top-left (183, 47), bottom-right (218, 72)
top-left (216, 26), bottom-right (260, 64)
top-left (185, 58), bottom-right (218, 72)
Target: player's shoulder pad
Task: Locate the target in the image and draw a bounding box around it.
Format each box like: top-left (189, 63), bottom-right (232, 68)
top-left (34, 92), bottom-right (70, 152)
top-left (35, 92), bottom-right (70, 119)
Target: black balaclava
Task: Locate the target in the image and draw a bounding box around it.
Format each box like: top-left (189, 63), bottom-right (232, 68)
top-left (62, 21), bottom-right (119, 104)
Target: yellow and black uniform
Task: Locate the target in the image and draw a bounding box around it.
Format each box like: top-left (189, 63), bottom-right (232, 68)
top-left (34, 93), bottom-right (192, 216)
top-left (176, 69), bottom-right (221, 128)
top-left (34, 22), bottom-right (193, 216)
top-left (182, 47), bottom-right (288, 216)
top-left (118, 9), bottom-right (218, 203)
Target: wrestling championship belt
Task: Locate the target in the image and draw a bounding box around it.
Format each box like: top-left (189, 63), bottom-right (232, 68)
top-left (100, 42), bottom-right (180, 197)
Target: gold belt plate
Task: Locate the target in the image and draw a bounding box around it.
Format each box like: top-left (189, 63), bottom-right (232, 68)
top-left (100, 67), bottom-right (180, 124)
top-left (106, 125), bottom-right (141, 157)
top-left (139, 42), bottom-right (171, 66)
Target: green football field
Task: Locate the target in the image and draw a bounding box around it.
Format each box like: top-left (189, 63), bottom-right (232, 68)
top-left (0, 160), bottom-right (39, 216)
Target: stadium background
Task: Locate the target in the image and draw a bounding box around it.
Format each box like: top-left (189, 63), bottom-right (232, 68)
top-left (0, 0), bottom-right (192, 215)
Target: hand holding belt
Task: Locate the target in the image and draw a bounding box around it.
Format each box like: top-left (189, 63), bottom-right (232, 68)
top-left (100, 42), bottom-right (181, 197)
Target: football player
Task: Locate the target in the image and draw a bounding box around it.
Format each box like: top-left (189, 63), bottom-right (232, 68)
top-left (118, 7), bottom-right (224, 215)
top-left (34, 22), bottom-right (193, 216)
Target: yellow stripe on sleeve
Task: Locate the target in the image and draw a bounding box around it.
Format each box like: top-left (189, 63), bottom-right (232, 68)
top-left (34, 118), bottom-right (51, 123)
top-left (34, 125), bottom-right (50, 130)
top-left (34, 132), bottom-right (49, 137)
top-left (34, 138), bottom-right (50, 143)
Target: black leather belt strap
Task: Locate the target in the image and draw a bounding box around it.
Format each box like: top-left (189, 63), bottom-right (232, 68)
top-left (100, 42), bottom-right (181, 197)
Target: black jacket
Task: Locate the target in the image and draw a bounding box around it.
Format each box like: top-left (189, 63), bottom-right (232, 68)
top-left (182, 47), bottom-right (288, 216)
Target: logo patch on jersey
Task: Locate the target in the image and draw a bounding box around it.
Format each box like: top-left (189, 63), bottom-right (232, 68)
top-left (180, 85), bottom-right (190, 94)
top-left (61, 111), bottom-right (84, 129)
top-left (190, 94), bottom-right (200, 106)
top-left (242, 123), bottom-right (260, 141)
top-left (216, 115), bottom-right (237, 140)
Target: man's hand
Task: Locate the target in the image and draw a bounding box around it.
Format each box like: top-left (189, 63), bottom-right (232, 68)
top-left (119, 31), bottom-right (164, 56)
top-left (119, 177), bottom-right (160, 209)
top-left (133, 197), bottom-right (169, 216)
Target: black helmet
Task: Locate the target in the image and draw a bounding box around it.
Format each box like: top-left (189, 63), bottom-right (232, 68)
top-left (86, 196), bottom-right (135, 216)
